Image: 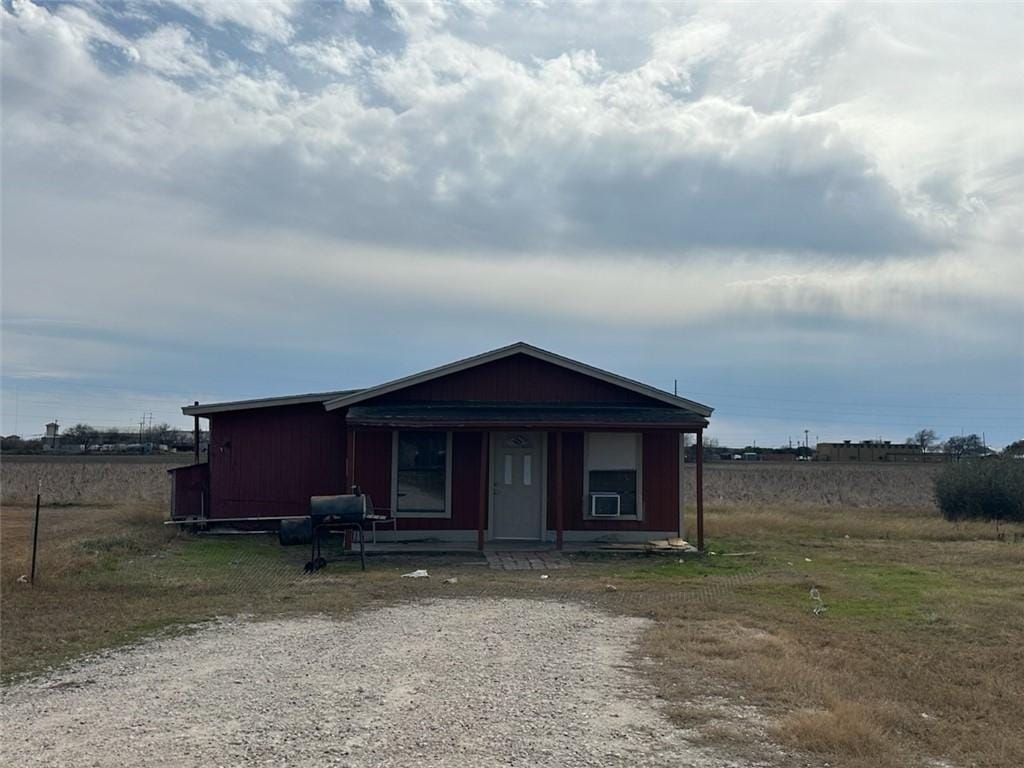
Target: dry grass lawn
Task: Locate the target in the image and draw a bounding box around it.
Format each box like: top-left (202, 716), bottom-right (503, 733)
top-left (2, 500), bottom-right (1022, 768)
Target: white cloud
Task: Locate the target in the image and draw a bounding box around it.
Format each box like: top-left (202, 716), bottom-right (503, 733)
top-left (293, 37), bottom-right (375, 76)
top-left (163, 0), bottom-right (296, 43)
top-left (2, 0), bottom-right (1022, 440)
top-left (343, 0), bottom-right (374, 15)
top-left (10, 0), bottom-right (1010, 257)
top-left (136, 25), bottom-right (215, 77)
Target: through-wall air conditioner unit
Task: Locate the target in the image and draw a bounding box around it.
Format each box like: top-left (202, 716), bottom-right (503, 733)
top-left (591, 492), bottom-right (621, 517)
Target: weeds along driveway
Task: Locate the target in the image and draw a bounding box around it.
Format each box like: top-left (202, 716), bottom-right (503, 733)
top-left (0, 598), bottom-right (768, 768)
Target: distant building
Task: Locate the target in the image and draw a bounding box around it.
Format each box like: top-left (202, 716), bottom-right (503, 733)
top-left (816, 440), bottom-right (948, 463)
top-left (42, 422), bottom-right (60, 451)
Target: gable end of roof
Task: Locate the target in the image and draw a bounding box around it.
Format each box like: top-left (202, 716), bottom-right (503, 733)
top-left (322, 342), bottom-right (713, 417)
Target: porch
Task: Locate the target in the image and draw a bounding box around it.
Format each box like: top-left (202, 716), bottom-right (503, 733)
top-left (344, 401), bottom-right (708, 552)
top-left (358, 538), bottom-right (701, 556)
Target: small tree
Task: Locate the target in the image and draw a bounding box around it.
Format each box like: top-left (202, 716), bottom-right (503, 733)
top-left (1003, 439), bottom-right (1024, 457)
top-left (64, 423), bottom-right (98, 447)
top-left (909, 429), bottom-right (939, 452)
top-left (149, 423), bottom-right (175, 445)
top-left (944, 434), bottom-right (986, 461)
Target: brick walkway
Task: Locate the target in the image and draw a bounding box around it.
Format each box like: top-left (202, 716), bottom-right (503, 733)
top-left (485, 550), bottom-right (571, 571)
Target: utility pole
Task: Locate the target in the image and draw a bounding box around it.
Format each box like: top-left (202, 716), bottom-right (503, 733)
top-left (804, 429), bottom-right (810, 449)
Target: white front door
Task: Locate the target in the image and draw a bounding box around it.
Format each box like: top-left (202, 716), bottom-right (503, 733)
top-left (491, 432), bottom-right (545, 540)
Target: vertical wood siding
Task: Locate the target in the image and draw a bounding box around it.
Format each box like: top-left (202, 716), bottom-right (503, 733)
top-left (546, 431), bottom-right (678, 532)
top-left (204, 353), bottom-right (682, 530)
top-left (209, 404), bottom-right (346, 519)
top-left (375, 353), bottom-right (668, 405)
top-left (351, 429), bottom-right (486, 530)
top-left (169, 463), bottom-right (209, 520)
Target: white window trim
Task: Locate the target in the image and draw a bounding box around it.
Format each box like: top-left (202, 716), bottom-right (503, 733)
top-left (391, 430), bottom-right (453, 519)
top-left (583, 432), bottom-right (643, 521)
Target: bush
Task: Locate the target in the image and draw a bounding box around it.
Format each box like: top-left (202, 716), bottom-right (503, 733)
top-left (934, 459), bottom-right (1024, 522)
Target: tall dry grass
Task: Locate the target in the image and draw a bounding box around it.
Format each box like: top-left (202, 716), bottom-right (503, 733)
top-left (704, 503), bottom-right (1013, 542)
top-left (635, 501), bottom-right (1024, 768)
top-left (1, 504), bottom-right (174, 584)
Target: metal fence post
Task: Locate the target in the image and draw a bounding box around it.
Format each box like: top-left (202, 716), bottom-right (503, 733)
top-left (30, 480), bottom-right (41, 585)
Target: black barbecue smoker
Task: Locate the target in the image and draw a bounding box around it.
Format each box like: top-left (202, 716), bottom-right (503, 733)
top-left (290, 487), bottom-right (376, 572)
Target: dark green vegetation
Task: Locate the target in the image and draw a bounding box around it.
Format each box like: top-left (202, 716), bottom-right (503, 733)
top-left (2, 502), bottom-right (1022, 768)
top-left (935, 458), bottom-right (1024, 522)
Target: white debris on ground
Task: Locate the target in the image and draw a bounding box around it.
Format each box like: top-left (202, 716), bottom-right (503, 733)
top-left (0, 599), bottom-right (770, 767)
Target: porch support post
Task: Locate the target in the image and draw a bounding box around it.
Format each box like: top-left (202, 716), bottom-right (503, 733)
top-left (696, 428), bottom-right (705, 552)
top-left (555, 431), bottom-right (564, 550)
top-left (344, 428), bottom-right (357, 551)
top-left (345, 428), bottom-right (356, 492)
top-left (678, 431), bottom-right (685, 540)
top-left (477, 432), bottom-right (488, 551)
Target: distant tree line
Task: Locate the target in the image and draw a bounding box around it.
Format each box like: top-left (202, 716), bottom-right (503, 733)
top-left (1, 423), bottom-right (201, 454)
top-left (906, 429), bottom-right (1014, 460)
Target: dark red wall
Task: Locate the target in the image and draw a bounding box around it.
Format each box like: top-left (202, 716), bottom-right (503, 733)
top-left (546, 431), bottom-right (678, 532)
top-left (208, 403), bottom-right (346, 519)
top-left (205, 354), bottom-right (680, 530)
top-left (352, 429), bottom-right (486, 530)
top-left (376, 353), bottom-right (667, 405)
top-left (169, 463), bottom-right (209, 520)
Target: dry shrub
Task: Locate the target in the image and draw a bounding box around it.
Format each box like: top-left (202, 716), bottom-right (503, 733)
top-left (777, 701), bottom-right (888, 757)
top-left (935, 459), bottom-right (1024, 522)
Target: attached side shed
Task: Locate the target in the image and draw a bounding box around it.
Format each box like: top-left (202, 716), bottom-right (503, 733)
top-left (178, 343), bottom-right (712, 548)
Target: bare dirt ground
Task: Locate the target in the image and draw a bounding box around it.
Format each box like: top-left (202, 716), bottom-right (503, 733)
top-left (0, 599), bottom-right (773, 768)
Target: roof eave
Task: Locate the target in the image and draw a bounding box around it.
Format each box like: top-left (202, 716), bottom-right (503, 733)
top-left (182, 390), bottom-right (362, 417)
top-left (346, 420), bottom-right (709, 430)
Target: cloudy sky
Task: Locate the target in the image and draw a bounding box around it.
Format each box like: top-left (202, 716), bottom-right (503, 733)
top-left (2, 0), bottom-right (1022, 448)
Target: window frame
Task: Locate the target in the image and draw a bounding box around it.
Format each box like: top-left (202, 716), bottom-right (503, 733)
top-left (391, 430), bottom-right (454, 519)
top-left (583, 432), bottom-right (643, 520)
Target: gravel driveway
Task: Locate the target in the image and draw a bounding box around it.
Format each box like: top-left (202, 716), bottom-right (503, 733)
top-left (1, 599), bottom-right (746, 767)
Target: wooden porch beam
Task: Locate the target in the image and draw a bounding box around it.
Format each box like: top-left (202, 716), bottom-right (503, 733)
top-left (696, 428), bottom-right (705, 552)
top-left (346, 421), bottom-right (708, 431)
top-left (678, 431), bottom-right (685, 540)
top-left (555, 431), bottom-right (564, 550)
top-left (477, 431), bottom-right (488, 551)
top-left (344, 428), bottom-right (356, 551)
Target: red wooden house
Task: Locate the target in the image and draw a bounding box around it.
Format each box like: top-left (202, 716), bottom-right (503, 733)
top-left (171, 343), bottom-right (712, 549)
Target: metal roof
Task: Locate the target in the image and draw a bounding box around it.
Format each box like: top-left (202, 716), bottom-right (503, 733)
top-left (182, 389), bottom-right (363, 416)
top-left (183, 342), bottom-right (714, 419)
